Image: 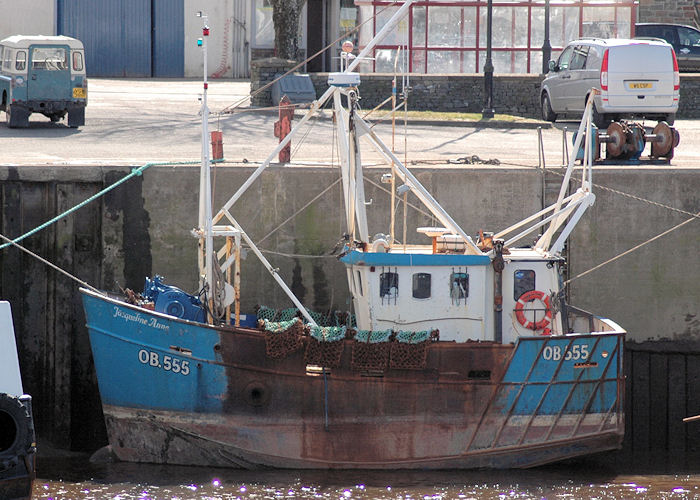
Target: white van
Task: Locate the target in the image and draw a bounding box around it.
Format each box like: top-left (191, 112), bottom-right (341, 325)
top-left (541, 38), bottom-right (679, 127)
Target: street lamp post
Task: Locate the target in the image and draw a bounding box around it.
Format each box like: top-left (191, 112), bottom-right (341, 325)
top-left (542, 0), bottom-right (551, 74)
top-left (482, 0), bottom-right (495, 118)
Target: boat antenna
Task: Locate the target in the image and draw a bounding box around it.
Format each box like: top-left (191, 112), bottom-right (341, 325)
top-left (196, 11), bottom-right (215, 322)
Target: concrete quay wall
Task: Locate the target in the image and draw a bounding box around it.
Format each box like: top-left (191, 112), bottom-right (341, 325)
top-left (1, 163), bottom-right (699, 460)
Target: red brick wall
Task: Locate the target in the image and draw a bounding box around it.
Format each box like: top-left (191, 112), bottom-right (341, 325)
top-left (637, 0), bottom-right (700, 27)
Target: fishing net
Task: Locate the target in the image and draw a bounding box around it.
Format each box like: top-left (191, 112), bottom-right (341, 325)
top-left (351, 329), bottom-right (392, 371)
top-left (256, 305), bottom-right (354, 327)
top-left (304, 326), bottom-right (346, 367)
top-left (389, 330), bottom-right (433, 370)
top-left (256, 305), bottom-right (277, 322)
top-left (262, 318), bottom-right (305, 359)
top-left (277, 307), bottom-right (299, 322)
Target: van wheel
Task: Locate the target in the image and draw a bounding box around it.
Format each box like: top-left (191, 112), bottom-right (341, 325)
top-left (663, 114), bottom-right (675, 126)
top-left (541, 94), bottom-right (556, 122)
top-left (592, 104), bottom-right (610, 128)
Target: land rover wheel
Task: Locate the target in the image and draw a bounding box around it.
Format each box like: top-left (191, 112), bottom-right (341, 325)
top-left (664, 114), bottom-right (675, 126)
top-left (541, 93), bottom-right (556, 122)
top-left (5, 105), bottom-right (29, 128)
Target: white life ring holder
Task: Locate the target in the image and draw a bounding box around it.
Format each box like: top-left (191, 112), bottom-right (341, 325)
top-left (515, 290), bottom-right (552, 335)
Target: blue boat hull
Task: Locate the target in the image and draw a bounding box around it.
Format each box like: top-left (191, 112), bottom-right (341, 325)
top-left (81, 288), bottom-right (625, 469)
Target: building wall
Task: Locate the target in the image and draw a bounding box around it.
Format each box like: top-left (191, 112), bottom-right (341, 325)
top-left (184, 0), bottom-right (250, 78)
top-left (637, 0), bottom-right (700, 26)
top-left (0, 0), bottom-right (55, 40)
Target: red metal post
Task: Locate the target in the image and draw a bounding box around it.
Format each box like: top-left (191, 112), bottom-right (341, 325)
top-left (273, 95), bottom-right (294, 163)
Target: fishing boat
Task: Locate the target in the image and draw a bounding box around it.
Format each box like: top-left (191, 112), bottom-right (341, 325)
top-left (81, 2), bottom-right (625, 469)
top-left (0, 301), bottom-right (36, 499)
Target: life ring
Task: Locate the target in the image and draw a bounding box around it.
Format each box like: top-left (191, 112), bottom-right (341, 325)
top-left (0, 393), bottom-right (35, 471)
top-left (515, 290), bottom-right (552, 335)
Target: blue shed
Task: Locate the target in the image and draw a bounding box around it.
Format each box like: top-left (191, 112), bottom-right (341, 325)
top-left (57, 0), bottom-right (184, 77)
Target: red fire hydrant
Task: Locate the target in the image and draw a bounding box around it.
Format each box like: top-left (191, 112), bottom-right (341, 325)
top-left (273, 95), bottom-right (294, 163)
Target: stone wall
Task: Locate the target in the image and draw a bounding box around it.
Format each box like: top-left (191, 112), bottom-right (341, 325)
top-left (306, 73), bottom-right (700, 119)
top-left (249, 57), bottom-right (297, 107)
top-left (250, 71), bottom-right (700, 119)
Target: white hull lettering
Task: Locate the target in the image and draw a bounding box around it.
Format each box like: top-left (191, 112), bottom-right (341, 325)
top-left (113, 306), bottom-right (170, 331)
top-left (137, 349), bottom-right (190, 376)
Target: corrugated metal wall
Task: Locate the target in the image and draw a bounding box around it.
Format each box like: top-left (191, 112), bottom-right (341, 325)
top-left (153, 0), bottom-right (184, 77)
top-left (57, 0), bottom-right (184, 77)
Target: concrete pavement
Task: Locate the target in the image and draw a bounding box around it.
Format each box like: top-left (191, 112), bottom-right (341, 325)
top-left (1, 78), bottom-right (698, 167)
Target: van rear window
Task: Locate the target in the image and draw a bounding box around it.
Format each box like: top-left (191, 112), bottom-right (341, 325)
top-left (31, 47), bottom-right (68, 71)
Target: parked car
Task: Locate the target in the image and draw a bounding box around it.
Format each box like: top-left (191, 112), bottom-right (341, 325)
top-left (540, 38), bottom-right (679, 127)
top-left (0, 35), bottom-right (87, 128)
top-left (635, 23), bottom-right (700, 72)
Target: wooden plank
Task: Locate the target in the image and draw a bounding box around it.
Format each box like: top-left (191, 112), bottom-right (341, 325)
top-left (686, 355), bottom-right (700, 453)
top-left (622, 345), bottom-right (633, 454)
top-left (631, 351), bottom-right (651, 452)
top-left (649, 353), bottom-right (668, 452)
top-left (18, 184), bottom-right (53, 440)
top-left (53, 183), bottom-right (75, 448)
top-left (668, 354), bottom-right (687, 452)
top-left (69, 182), bottom-right (108, 448)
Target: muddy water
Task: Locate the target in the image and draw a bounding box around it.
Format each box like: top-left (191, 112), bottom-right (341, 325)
top-left (32, 455), bottom-right (700, 500)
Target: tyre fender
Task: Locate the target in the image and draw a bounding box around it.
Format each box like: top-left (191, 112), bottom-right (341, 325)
top-left (0, 394), bottom-right (35, 471)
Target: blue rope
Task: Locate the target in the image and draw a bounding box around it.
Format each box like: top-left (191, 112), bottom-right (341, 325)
top-left (0, 159), bottom-right (219, 251)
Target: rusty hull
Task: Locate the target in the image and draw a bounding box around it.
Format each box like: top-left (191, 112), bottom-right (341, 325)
top-left (99, 325), bottom-right (623, 469)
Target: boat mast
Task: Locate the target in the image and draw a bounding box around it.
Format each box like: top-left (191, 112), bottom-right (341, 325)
top-left (196, 12), bottom-right (214, 319)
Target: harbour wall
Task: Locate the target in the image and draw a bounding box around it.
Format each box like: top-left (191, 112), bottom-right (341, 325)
top-left (0, 164), bottom-right (699, 462)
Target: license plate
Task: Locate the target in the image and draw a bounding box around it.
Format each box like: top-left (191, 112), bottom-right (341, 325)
top-left (628, 82), bottom-right (652, 89)
top-left (72, 87), bottom-right (86, 98)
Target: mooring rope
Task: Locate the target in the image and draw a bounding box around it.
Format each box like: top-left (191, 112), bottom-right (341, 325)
top-left (0, 160), bottom-right (203, 251)
top-left (0, 232), bottom-right (101, 293)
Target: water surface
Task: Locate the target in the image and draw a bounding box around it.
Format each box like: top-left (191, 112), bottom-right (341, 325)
top-left (33, 455), bottom-right (700, 499)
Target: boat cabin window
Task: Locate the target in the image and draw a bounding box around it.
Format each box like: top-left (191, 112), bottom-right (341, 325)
top-left (380, 271), bottom-right (398, 303)
top-left (450, 272), bottom-right (469, 303)
top-left (15, 50), bottom-right (26, 71)
top-left (412, 273), bottom-right (431, 299)
top-left (514, 269), bottom-right (535, 300)
top-left (356, 270), bottom-right (363, 296)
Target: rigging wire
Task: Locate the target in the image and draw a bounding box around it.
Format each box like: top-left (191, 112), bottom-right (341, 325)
top-left (256, 177), bottom-right (342, 246)
top-left (565, 210), bottom-right (700, 284)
